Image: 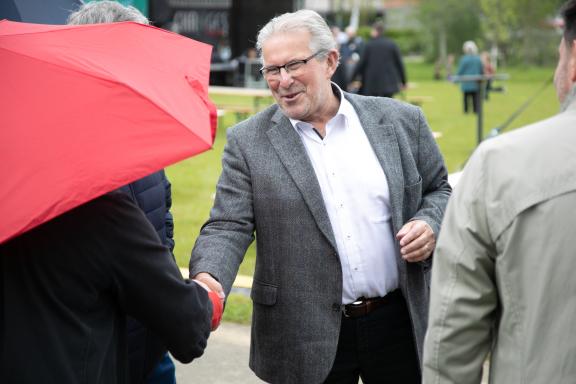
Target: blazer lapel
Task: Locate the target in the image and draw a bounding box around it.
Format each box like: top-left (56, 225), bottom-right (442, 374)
top-left (266, 109), bottom-right (337, 250)
top-left (345, 94), bottom-right (405, 234)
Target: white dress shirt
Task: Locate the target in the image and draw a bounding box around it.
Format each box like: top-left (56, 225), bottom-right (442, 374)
top-left (290, 87), bottom-right (399, 304)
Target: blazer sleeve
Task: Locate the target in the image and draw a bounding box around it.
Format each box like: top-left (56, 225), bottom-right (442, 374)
top-left (423, 146), bottom-right (497, 384)
top-left (409, 107), bottom-right (452, 237)
top-left (189, 126), bottom-right (256, 294)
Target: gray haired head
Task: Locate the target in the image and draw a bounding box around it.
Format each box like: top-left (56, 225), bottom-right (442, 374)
top-left (462, 40), bottom-right (478, 55)
top-left (68, 0), bottom-right (149, 25)
top-left (256, 9), bottom-right (336, 60)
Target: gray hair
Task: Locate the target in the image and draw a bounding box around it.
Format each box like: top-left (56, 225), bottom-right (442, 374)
top-left (256, 9), bottom-right (337, 60)
top-left (68, 0), bottom-right (149, 25)
top-left (463, 40), bottom-right (478, 55)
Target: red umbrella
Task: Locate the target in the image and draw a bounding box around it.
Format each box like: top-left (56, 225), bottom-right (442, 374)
top-left (0, 20), bottom-right (217, 244)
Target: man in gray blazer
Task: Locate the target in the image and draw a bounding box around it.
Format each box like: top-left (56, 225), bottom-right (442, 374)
top-left (190, 9), bottom-right (450, 384)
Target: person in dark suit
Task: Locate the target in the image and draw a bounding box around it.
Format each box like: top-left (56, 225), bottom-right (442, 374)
top-left (351, 21), bottom-right (406, 98)
top-left (189, 9), bottom-right (450, 384)
top-left (0, 192), bottom-right (213, 384)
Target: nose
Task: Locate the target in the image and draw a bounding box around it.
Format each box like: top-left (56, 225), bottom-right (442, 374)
top-left (278, 67), bottom-right (293, 87)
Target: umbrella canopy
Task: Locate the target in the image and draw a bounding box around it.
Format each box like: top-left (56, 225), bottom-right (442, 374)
top-left (0, 20), bottom-right (217, 244)
top-left (0, 0), bottom-right (82, 24)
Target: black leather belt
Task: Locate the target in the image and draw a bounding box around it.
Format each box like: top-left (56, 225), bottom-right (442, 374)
top-left (342, 290), bottom-right (400, 318)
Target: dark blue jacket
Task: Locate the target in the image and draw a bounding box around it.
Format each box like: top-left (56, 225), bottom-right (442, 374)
top-left (118, 170), bottom-right (175, 384)
top-left (118, 170), bottom-right (174, 253)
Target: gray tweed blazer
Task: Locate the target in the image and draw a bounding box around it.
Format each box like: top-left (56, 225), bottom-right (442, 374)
top-left (190, 92), bottom-right (451, 384)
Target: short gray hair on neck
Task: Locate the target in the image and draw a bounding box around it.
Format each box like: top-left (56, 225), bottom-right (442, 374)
top-left (256, 9), bottom-right (337, 60)
top-left (67, 0), bottom-right (149, 25)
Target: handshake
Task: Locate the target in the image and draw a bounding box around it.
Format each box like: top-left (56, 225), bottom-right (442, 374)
top-left (193, 272), bottom-right (226, 331)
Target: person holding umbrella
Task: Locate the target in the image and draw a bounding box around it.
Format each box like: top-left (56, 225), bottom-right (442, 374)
top-left (66, 2), bottom-right (180, 383)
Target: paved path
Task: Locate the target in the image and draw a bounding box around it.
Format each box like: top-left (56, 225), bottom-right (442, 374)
top-left (174, 322), bottom-right (265, 384)
top-left (174, 321), bottom-right (489, 383)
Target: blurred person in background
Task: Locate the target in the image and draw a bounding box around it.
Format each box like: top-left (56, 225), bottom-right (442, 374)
top-left (480, 51), bottom-right (495, 100)
top-left (340, 25), bottom-right (364, 86)
top-left (331, 25), bottom-right (349, 89)
top-left (456, 41), bottom-right (483, 113)
top-left (351, 21), bottom-right (406, 98)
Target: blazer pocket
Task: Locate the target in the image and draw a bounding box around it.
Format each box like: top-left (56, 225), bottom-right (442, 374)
top-left (250, 280), bottom-right (278, 306)
top-left (403, 176), bottom-right (423, 219)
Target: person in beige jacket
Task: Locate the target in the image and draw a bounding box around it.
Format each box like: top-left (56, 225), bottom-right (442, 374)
top-left (423, 1), bottom-right (576, 383)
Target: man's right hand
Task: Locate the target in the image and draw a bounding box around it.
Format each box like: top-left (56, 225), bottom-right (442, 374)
top-left (193, 272), bottom-right (226, 331)
top-left (193, 272), bottom-right (226, 302)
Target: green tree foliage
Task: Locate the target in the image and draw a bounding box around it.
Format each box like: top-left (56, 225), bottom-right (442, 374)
top-left (480, 0), bottom-right (516, 49)
top-left (419, 0), bottom-right (483, 61)
top-left (480, 0), bottom-right (564, 65)
top-left (421, 0), bottom-right (564, 65)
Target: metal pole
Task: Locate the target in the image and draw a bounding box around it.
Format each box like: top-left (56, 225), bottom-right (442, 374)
top-left (477, 79), bottom-right (485, 146)
top-left (450, 74), bottom-right (509, 147)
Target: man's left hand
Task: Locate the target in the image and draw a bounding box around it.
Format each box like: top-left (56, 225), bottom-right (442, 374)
top-left (396, 220), bottom-right (435, 262)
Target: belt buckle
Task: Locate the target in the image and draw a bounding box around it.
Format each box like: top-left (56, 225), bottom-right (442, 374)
top-left (343, 299), bottom-right (365, 318)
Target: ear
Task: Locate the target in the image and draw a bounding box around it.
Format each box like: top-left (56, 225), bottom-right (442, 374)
top-left (325, 49), bottom-right (340, 78)
top-left (570, 39), bottom-right (576, 82)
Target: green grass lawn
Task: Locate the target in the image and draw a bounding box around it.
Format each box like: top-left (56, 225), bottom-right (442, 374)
top-left (412, 75), bottom-right (557, 173)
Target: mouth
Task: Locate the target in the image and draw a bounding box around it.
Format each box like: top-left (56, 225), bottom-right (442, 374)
top-left (280, 90), bottom-right (302, 102)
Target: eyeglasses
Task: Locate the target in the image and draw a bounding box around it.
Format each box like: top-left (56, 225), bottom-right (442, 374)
top-left (259, 50), bottom-right (326, 79)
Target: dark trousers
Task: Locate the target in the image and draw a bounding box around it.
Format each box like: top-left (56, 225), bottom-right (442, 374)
top-left (323, 291), bottom-right (421, 384)
top-left (463, 91), bottom-right (479, 114)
